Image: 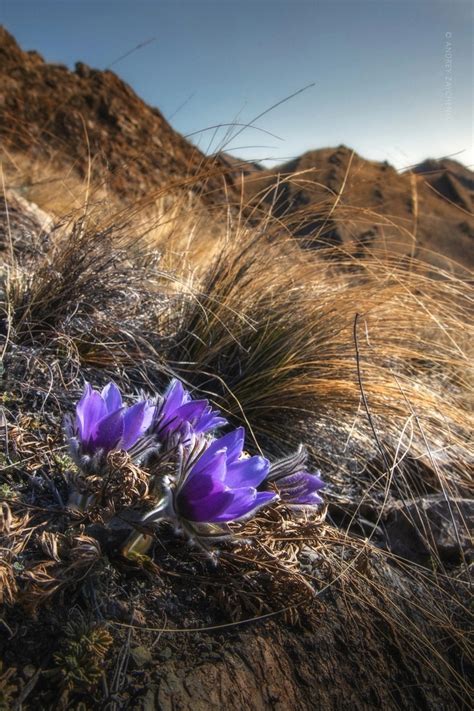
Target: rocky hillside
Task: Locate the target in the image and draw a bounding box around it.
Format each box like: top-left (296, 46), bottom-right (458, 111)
top-left (0, 26), bottom-right (233, 204)
top-left (242, 146), bottom-right (473, 270)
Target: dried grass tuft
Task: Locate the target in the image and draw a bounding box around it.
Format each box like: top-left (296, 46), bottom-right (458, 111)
top-left (70, 450), bottom-right (152, 521)
top-left (20, 533), bottom-right (102, 613)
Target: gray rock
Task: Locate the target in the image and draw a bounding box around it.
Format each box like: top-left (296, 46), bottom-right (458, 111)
top-left (383, 495), bottom-right (473, 563)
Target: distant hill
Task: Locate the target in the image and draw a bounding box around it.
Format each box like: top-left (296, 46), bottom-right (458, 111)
top-left (412, 158), bottom-right (473, 212)
top-left (241, 146), bottom-right (473, 270)
top-left (217, 152), bottom-right (264, 176)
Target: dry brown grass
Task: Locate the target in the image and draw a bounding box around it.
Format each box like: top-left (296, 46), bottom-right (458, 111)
top-left (163, 225), bottom-right (472, 474)
top-left (1, 148), bottom-right (113, 218)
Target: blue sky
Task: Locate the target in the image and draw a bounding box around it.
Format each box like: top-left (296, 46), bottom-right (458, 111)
top-left (2, 0), bottom-right (473, 169)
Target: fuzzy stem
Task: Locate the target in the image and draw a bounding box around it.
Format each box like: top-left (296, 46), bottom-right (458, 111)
top-left (121, 492), bottom-right (174, 559)
top-left (122, 530), bottom-right (155, 558)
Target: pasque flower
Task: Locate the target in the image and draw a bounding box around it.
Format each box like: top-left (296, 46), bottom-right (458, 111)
top-left (263, 446), bottom-right (324, 506)
top-left (66, 381), bottom-right (155, 472)
top-left (139, 427), bottom-right (278, 538)
top-left (153, 379), bottom-right (227, 444)
top-left (174, 428), bottom-right (277, 523)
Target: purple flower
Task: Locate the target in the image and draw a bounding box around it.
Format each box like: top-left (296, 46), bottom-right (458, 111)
top-left (174, 428), bottom-right (277, 523)
top-left (66, 381), bottom-right (155, 472)
top-left (273, 471), bottom-right (324, 506)
top-left (154, 379), bottom-right (227, 444)
top-left (264, 447), bottom-right (324, 507)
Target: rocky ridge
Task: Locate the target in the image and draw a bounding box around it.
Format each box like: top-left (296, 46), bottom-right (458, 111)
top-left (0, 26), bottom-right (233, 205)
top-left (242, 146), bottom-right (473, 270)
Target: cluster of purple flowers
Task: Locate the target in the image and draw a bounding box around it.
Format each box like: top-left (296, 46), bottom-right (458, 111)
top-left (65, 379), bottom-right (324, 537)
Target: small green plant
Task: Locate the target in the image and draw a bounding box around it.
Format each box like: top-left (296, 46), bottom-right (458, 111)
top-left (0, 391), bottom-right (17, 405)
top-left (0, 483), bottom-right (13, 499)
top-left (52, 452), bottom-right (75, 473)
top-left (52, 611), bottom-right (113, 700)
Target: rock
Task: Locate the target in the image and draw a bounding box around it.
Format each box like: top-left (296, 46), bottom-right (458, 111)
top-left (23, 665), bottom-right (36, 679)
top-left (75, 61), bottom-right (91, 78)
top-left (0, 190), bottom-right (52, 258)
top-left (383, 495), bottom-right (473, 563)
top-left (130, 645), bottom-right (153, 669)
top-left (140, 685), bottom-right (159, 711)
top-left (157, 646), bottom-right (173, 661)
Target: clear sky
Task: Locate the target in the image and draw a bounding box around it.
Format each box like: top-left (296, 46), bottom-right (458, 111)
top-left (2, 0), bottom-right (473, 170)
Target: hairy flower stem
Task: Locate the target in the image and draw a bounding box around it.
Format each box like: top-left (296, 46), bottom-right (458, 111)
top-left (121, 530), bottom-right (155, 558)
top-left (121, 492), bottom-right (174, 559)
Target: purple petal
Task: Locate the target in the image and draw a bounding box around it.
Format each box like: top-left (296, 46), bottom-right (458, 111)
top-left (194, 412), bottom-right (228, 434)
top-left (142, 402), bottom-right (156, 432)
top-left (191, 429), bottom-right (245, 477)
top-left (178, 473), bottom-right (217, 503)
top-left (225, 455), bottom-right (270, 488)
top-left (185, 449), bottom-right (228, 486)
top-left (211, 428), bottom-right (245, 464)
top-left (177, 482), bottom-right (233, 523)
top-left (161, 379), bottom-right (187, 418)
top-left (219, 427), bottom-right (245, 463)
top-left (213, 490), bottom-right (278, 522)
top-left (178, 451), bottom-right (228, 505)
top-left (277, 472), bottom-right (325, 506)
top-left (93, 409), bottom-right (125, 451)
top-left (172, 400), bottom-right (208, 426)
top-left (101, 382), bottom-right (122, 414)
top-left (75, 382), bottom-right (92, 439)
top-left (219, 427), bottom-right (245, 462)
top-left (121, 402), bottom-right (154, 450)
top-left (158, 380), bottom-right (227, 438)
top-left (76, 384), bottom-right (107, 442)
top-left (212, 487), bottom-right (258, 521)
top-left (177, 421), bottom-right (193, 446)
top-left (193, 404), bottom-right (228, 433)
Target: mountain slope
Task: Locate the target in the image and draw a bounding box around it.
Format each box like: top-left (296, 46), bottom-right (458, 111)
top-left (413, 158), bottom-right (473, 212)
top-left (242, 146), bottom-right (473, 270)
top-left (0, 26), bottom-right (232, 204)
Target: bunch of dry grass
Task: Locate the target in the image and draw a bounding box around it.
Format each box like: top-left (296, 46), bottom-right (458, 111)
top-left (2, 211), bottom-right (179, 389)
top-left (164, 227), bottom-right (472, 483)
top-left (1, 148), bottom-right (113, 219)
